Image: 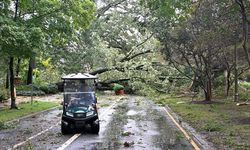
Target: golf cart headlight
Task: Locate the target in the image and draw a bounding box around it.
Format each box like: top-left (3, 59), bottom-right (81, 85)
top-left (86, 111), bottom-right (94, 117)
top-left (88, 106), bottom-right (95, 111)
top-left (66, 112), bottom-right (74, 117)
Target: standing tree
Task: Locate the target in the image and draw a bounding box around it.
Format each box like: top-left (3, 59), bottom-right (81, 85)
top-left (0, 0), bottom-right (96, 109)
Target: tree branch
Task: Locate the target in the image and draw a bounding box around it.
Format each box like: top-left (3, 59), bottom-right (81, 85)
top-left (121, 33), bottom-right (154, 61)
top-left (120, 49), bottom-right (152, 62)
top-left (236, 0), bottom-right (250, 67)
top-left (96, 0), bottom-right (126, 18)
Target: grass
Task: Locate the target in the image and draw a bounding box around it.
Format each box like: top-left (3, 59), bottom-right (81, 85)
top-left (0, 101), bottom-right (59, 123)
top-left (153, 94), bottom-right (250, 150)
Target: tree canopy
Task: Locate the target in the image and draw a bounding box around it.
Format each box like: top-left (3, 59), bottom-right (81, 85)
top-left (1, 0), bottom-right (250, 104)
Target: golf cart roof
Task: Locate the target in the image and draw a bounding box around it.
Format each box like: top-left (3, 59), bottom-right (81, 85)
top-left (62, 73), bottom-right (97, 80)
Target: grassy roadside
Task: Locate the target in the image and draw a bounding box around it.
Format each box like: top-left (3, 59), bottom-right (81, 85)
top-left (0, 101), bottom-right (59, 123)
top-left (153, 94), bottom-right (250, 150)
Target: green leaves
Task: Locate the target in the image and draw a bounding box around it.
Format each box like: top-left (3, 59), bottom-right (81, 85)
top-left (0, 24), bottom-right (44, 58)
top-left (0, 0), bottom-right (97, 59)
top-left (141, 0), bottom-right (192, 18)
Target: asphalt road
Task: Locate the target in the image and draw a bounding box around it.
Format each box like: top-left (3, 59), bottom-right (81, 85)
top-left (0, 95), bottom-right (195, 150)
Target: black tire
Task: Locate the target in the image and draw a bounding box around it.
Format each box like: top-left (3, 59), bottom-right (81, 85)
top-left (61, 122), bottom-right (69, 135)
top-left (91, 122), bottom-right (100, 134)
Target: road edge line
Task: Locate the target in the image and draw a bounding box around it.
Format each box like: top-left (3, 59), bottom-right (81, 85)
top-left (56, 133), bottom-right (81, 150)
top-left (163, 107), bottom-right (201, 150)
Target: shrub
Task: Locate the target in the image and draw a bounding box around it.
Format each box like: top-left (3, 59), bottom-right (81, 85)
top-left (239, 90), bottom-right (250, 101)
top-left (240, 81), bottom-right (250, 90)
top-left (16, 90), bottom-right (45, 96)
top-left (39, 84), bottom-right (59, 94)
top-left (16, 85), bottom-right (40, 91)
top-left (0, 88), bottom-right (9, 102)
top-left (112, 83), bottom-right (124, 91)
top-left (16, 85), bottom-right (45, 96)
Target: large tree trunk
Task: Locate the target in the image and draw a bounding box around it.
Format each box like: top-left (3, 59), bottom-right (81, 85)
top-left (16, 58), bottom-right (21, 77)
top-left (27, 58), bottom-right (34, 85)
top-left (235, 0), bottom-right (250, 67)
top-left (9, 57), bottom-right (17, 109)
top-left (190, 73), bottom-right (200, 92)
top-left (205, 46), bottom-right (212, 102)
top-left (224, 70), bottom-right (231, 97)
top-left (204, 79), bottom-right (212, 101)
top-left (6, 69), bottom-right (9, 89)
top-left (234, 41), bottom-right (239, 101)
top-left (9, 0), bottom-right (19, 109)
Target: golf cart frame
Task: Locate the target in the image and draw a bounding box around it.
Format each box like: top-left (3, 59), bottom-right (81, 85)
top-left (61, 73), bottom-right (99, 134)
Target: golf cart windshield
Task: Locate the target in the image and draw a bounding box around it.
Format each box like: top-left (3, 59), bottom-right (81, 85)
top-left (63, 80), bottom-right (96, 113)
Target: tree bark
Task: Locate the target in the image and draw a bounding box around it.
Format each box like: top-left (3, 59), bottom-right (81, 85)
top-left (205, 47), bottom-right (212, 101)
top-left (16, 58), bottom-right (21, 77)
top-left (9, 57), bottom-right (17, 109)
top-left (9, 0), bottom-right (19, 109)
top-left (204, 79), bottom-right (212, 101)
top-left (236, 0), bottom-right (250, 67)
top-left (96, 0), bottom-right (126, 18)
top-left (90, 68), bottom-right (112, 75)
top-left (224, 69), bottom-right (232, 97)
top-left (234, 42), bottom-right (239, 101)
top-left (27, 58), bottom-right (34, 85)
top-left (6, 69), bottom-right (9, 89)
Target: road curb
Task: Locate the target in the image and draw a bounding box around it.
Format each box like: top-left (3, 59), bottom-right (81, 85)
top-left (6, 106), bottom-right (60, 124)
top-left (164, 105), bottom-right (216, 150)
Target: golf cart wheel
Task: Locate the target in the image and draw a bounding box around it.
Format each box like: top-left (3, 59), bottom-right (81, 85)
top-left (61, 122), bottom-right (70, 135)
top-left (91, 122), bottom-right (100, 134)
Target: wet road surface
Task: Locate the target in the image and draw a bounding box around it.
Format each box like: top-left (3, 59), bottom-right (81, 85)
top-left (0, 95), bottom-right (195, 150)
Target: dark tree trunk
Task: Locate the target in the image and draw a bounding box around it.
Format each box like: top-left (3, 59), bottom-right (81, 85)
top-left (16, 58), bottom-right (21, 77)
top-left (236, 0), bottom-right (250, 67)
top-left (224, 70), bottom-right (231, 97)
top-left (234, 42), bottom-right (239, 101)
top-left (27, 58), bottom-right (34, 85)
top-left (9, 0), bottom-right (19, 109)
top-left (9, 57), bottom-right (17, 109)
top-left (190, 73), bottom-right (200, 92)
top-left (204, 79), bottom-right (212, 101)
top-left (6, 69), bottom-right (9, 89)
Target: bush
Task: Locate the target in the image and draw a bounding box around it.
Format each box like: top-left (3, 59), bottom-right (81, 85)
top-left (16, 90), bottom-right (45, 96)
top-left (240, 81), bottom-right (250, 90)
top-left (112, 83), bottom-right (124, 91)
top-left (39, 84), bottom-right (59, 94)
top-left (0, 88), bottom-right (9, 102)
top-left (16, 85), bottom-right (40, 91)
top-left (16, 85), bottom-right (45, 96)
top-left (239, 90), bottom-right (250, 101)
top-left (16, 84), bottom-right (59, 96)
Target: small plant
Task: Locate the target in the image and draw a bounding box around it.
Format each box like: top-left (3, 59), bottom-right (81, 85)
top-left (0, 122), bottom-right (15, 130)
top-left (113, 83), bottom-right (124, 91)
top-left (23, 129), bottom-right (33, 134)
top-left (203, 123), bottom-right (222, 132)
top-left (25, 141), bottom-right (34, 150)
top-left (121, 131), bottom-right (134, 136)
top-left (175, 131), bottom-right (184, 141)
